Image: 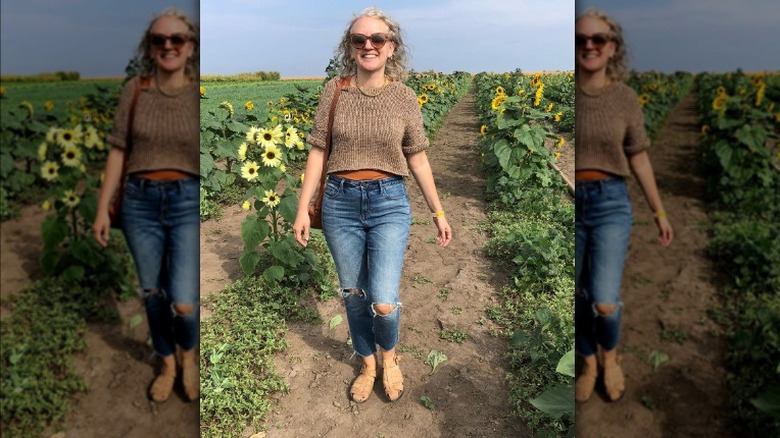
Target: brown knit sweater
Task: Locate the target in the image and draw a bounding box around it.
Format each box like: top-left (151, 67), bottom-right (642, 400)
top-left (108, 76), bottom-right (200, 176)
top-left (575, 81), bottom-right (650, 177)
top-left (307, 77), bottom-right (429, 177)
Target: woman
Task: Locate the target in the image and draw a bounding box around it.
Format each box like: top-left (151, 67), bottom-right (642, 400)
top-left (574, 8), bottom-right (673, 403)
top-left (293, 7), bottom-right (452, 403)
top-left (93, 8), bottom-right (200, 403)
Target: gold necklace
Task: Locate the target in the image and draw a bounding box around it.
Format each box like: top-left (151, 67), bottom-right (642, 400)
top-left (156, 80), bottom-right (190, 97)
top-left (355, 76), bottom-right (389, 97)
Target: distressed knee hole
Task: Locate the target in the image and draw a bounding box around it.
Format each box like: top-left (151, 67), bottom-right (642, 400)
top-left (341, 288), bottom-right (365, 299)
top-left (373, 303), bottom-right (397, 316)
top-left (595, 303), bottom-right (617, 315)
top-left (173, 303), bottom-right (194, 315)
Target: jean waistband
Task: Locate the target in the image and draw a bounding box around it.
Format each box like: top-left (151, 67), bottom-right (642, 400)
top-left (575, 175), bottom-right (625, 188)
top-left (327, 174), bottom-right (403, 188)
top-left (128, 174), bottom-right (198, 187)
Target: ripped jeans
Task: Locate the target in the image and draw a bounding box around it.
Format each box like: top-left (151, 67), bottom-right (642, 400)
top-left (121, 175), bottom-right (200, 357)
top-left (575, 176), bottom-right (632, 357)
top-left (321, 175), bottom-right (411, 357)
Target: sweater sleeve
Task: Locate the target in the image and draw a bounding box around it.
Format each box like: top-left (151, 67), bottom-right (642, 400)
top-left (623, 87), bottom-right (651, 155)
top-left (401, 85), bottom-right (429, 155)
top-left (107, 77), bottom-right (139, 150)
top-left (307, 77), bottom-right (340, 150)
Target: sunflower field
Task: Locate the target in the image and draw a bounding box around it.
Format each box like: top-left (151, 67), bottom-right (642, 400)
top-left (694, 70), bottom-right (780, 435)
top-left (626, 70), bottom-right (694, 137)
top-left (474, 70), bottom-right (575, 436)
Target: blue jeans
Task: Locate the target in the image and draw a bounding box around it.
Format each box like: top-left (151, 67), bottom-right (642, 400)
top-left (121, 175), bottom-right (200, 357)
top-left (575, 177), bottom-right (632, 357)
top-left (321, 175), bottom-right (411, 358)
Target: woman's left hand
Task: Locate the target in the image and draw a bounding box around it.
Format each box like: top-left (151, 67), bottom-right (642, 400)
top-left (433, 216), bottom-right (452, 247)
top-left (655, 216), bottom-right (673, 247)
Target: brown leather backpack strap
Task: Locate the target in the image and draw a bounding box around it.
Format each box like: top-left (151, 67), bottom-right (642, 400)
top-left (314, 77), bottom-right (349, 208)
top-left (117, 76), bottom-right (148, 191)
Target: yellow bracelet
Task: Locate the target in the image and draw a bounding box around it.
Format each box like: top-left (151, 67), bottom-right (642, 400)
top-left (655, 211), bottom-right (667, 219)
top-left (432, 211), bottom-right (445, 218)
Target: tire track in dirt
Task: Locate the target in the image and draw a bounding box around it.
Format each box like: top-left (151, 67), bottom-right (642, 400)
top-left (262, 87), bottom-right (528, 437)
top-left (575, 93), bottom-right (732, 437)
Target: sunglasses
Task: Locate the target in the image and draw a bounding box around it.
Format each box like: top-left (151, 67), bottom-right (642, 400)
top-left (349, 33), bottom-right (391, 50)
top-left (149, 33), bottom-right (190, 49)
top-left (575, 33), bottom-right (611, 48)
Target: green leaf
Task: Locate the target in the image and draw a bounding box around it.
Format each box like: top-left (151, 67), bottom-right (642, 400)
top-left (263, 265), bottom-right (285, 282)
top-left (493, 139), bottom-right (512, 171)
top-left (238, 249), bottom-right (261, 275)
top-left (270, 239), bottom-right (302, 267)
top-left (425, 350), bottom-right (448, 375)
top-left (530, 383), bottom-right (574, 419)
top-left (713, 140), bottom-right (733, 171)
top-left (200, 151), bottom-right (215, 176)
top-left (556, 350), bottom-right (575, 377)
top-left (278, 194), bottom-right (298, 223)
top-left (328, 314), bottom-right (343, 329)
top-left (41, 216), bottom-right (68, 250)
top-left (241, 216), bottom-right (269, 250)
top-left (751, 385), bottom-right (780, 418)
top-left (734, 124), bottom-right (767, 152)
top-left (648, 350), bottom-right (669, 371)
top-left (40, 250), bottom-right (61, 276)
top-left (61, 265), bottom-right (85, 282)
top-left (420, 395), bottom-right (435, 410)
top-left (129, 314), bottom-right (144, 329)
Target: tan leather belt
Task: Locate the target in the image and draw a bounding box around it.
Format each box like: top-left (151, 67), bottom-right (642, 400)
top-left (575, 170), bottom-right (613, 181)
top-left (333, 169), bottom-right (395, 180)
top-left (135, 170), bottom-right (192, 181)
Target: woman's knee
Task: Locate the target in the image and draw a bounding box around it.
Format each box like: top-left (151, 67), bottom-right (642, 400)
top-left (373, 303), bottom-right (397, 316)
top-left (173, 303), bottom-right (194, 315)
top-left (595, 303), bottom-right (618, 315)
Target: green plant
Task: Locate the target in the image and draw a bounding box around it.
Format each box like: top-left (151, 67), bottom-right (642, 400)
top-left (420, 395), bottom-right (435, 410)
top-left (439, 328), bottom-right (468, 344)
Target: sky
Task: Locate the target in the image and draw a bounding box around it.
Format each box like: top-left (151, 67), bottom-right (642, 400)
top-left (199, 0), bottom-right (575, 76)
top-left (0, 0), bottom-right (199, 77)
top-left (576, 0), bottom-right (780, 72)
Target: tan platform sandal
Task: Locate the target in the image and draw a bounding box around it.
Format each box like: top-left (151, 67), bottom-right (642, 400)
top-left (575, 366), bottom-right (598, 403)
top-left (149, 365), bottom-right (176, 402)
top-left (602, 356), bottom-right (625, 402)
top-left (382, 354), bottom-right (404, 402)
top-left (181, 358), bottom-right (199, 402)
top-left (350, 365), bottom-right (377, 403)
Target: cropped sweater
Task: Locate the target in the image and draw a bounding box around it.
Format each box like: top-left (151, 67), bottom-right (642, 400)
top-left (575, 81), bottom-right (650, 177)
top-left (108, 76), bottom-right (200, 176)
top-left (307, 77), bottom-right (429, 177)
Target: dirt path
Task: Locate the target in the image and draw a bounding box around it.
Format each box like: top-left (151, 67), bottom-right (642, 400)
top-left (0, 207), bottom-right (198, 438)
top-left (575, 93), bottom-right (732, 437)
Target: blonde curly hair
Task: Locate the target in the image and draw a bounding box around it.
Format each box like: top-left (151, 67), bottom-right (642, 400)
top-left (576, 7), bottom-right (629, 82)
top-left (334, 7), bottom-right (410, 82)
top-left (136, 7), bottom-right (199, 80)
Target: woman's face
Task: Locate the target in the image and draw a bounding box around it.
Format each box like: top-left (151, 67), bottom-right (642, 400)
top-left (575, 15), bottom-right (616, 75)
top-left (349, 16), bottom-right (395, 75)
top-left (149, 15), bottom-right (194, 75)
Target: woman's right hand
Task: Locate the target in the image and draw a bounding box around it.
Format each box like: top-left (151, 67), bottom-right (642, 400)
top-left (293, 208), bottom-right (311, 247)
top-left (93, 209), bottom-right (111, 247)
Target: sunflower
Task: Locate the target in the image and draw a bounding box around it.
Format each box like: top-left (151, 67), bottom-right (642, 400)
top-left (755, 83), bottom-right (766, 107)
top-left (219, 101), bottom-right (235, 118)
top-left (62, 190), bottom-right (80, 208)
top-left (241, 161), bottom-right (260, 181)
top-left (495, 86), bottom-right (505, 96)
top-left (246, 126), bottom-right (262, 144)
top-left (280, 164), bottom-right (287, 173)
top-left (238, 142), bottom-right (248, 161)
top-left (261, 145), bottom-right (282, 168)
top-left (701, 125), bottom-right (710, 135)
top-left (530, 74), bottom-right (543, 88)
top-left (712, 94), bottom-right (728, 111)
top-left (534, 83), bottom-right (544, 106)
top-left (19, 101), bottom-right (34, 118)
top-left (517, 88), bottom-right (525, 96)
top-left (45, 127), bottom-right (61, 144)
top-left (546, 103), bottom-right (554, 112)
top-left (38, 143), bottom-right (47, 161)
top-left (84, 126), bottom-right (102, 149)
top-left (716, 85), bottom-right (726, 95)
top-left (285, 126), bottom-right (301, 149)
top-left (245, 101), bottom-right (254, 111)
top-left (639, 94), bottom-right (650, 106)
top-left (258, 125), bottom-right (283, 148)
top-left (61, 145), bottom-right (82, 167)
top-left (44, 100), bottom-right (54, 112)
top-left (418, 93), bottom-right (429, 104)
top-left (200, 86), bottom-right (206, 97)
top-left (480, 124), bottom-right (487, 135)
top-left (554, 152), bottom-right (561, 161)
top-left (242, 200), bottom-right (251, 211)
top-left (262, 189), bottom-right (280, 208)
top-left (41, 199), bottom-right (52, 211)
top-left (557, 137), bottom-right (565, 147)
top-left (491, 95), bottom-right (506, 111)
top-left (57, 127), bottom-right (81, 149)
top-left (554, 111), bottom-right (563, 123)
top-left (41, 161), bottom-right (59, 181)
